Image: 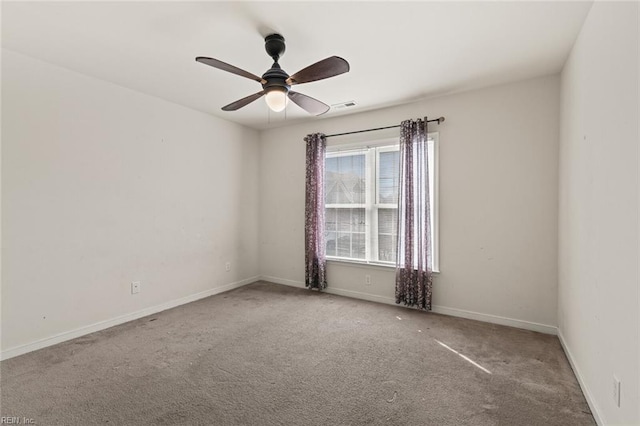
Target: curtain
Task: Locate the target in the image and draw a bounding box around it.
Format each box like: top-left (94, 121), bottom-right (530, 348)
top-left (395, 118), bottom-right (433, 310)
top-left (304, 133), bottom-right (328, 290)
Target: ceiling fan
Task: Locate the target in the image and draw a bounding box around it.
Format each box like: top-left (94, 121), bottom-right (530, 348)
top-left (196, 34), bottom-right (349, 116)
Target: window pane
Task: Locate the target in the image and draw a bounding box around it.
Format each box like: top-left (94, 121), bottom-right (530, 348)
top-left (337, 232), bottom-right (351, 257)
top-left (325, 154), bottom-right (366, 204)
top-left (353, 209), bottom-right (365, 232)
top-left (337, 209), bottom-right (351, 232)
top-left (378, 208), bottom-right (397, 262)
top-left (378, 235), bottom-right (396, 262)
top-left (326, 232), bottom-right (336, 257)
top-left (325, 208), bottom-right (366, 259)
top-left (378, 208), bottom-right (397, 234)
top-left (325, 208), bottom-right (337, 231)
top-left (352, 233), bottom-right (366, 259)
top-left (378, 151), bottom-right (399, 204)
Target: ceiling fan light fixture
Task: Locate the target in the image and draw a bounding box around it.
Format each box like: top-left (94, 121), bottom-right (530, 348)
top-left (264, 87), bottom-right (288, 112)
top-left (196, 33), bottom-right (349, 115)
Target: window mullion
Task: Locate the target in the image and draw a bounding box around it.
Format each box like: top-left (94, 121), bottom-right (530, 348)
top-left (349, 208), bottom-right (354, 258)
top-left (368, 148), bottom-right (377, 263)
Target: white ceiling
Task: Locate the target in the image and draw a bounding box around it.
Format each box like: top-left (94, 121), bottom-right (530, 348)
top-left (2, 1), bottom-right (592, 130)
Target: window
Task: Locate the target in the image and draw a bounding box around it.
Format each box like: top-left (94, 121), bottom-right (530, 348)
top-left (324, 134), bottom-right (438, 270)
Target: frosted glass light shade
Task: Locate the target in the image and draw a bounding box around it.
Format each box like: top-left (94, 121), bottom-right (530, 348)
top-left (265, 88), bottom-right (288, 112)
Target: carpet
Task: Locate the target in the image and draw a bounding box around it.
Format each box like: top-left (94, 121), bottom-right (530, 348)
top-left (0, 281), bottom-right (594, 425)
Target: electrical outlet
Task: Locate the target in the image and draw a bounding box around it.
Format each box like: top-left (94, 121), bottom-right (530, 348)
top-left (613, 376), bottom-right (621, 407)
top-left (131, 281), bottom-right (140, 294)
top-left (225, 262), bottom-right (231, 272)
top-left (365, 275), bottom-right (371, 286)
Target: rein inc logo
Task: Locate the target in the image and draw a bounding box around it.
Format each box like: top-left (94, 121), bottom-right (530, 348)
top-left (0, 418), bottom-right (35, 425)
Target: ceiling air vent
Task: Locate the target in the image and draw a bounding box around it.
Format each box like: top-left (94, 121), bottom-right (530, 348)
top-left (331, 101), bottom-right (357, 110)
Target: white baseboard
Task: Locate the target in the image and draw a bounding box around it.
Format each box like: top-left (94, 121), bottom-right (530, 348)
top-left (430, 305), bottom-right (557, 335)
top-left (0, 276), bottom-right (261, 361)
top-left (259, 275), bottom-right (557, 335)
top-left (260, 275), bottom-right (306, 289)
top-left (260, 275), bottom-right (399, 305)
top-left (557, 329), bottom-right (603, 426)
top-left (2, 275), bottom-right (557, 360)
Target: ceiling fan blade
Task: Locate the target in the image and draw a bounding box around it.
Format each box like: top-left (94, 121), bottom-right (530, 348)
top-left (288, 91), bottom-right (330, 115)
top-left (196, 57), bottom-right (266, 84)
top-left (222, 91), bottom-right (265, 111)
top-left (286, 56), bottom-right (350, 85)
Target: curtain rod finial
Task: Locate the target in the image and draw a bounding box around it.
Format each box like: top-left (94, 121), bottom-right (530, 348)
top-left (438, 117), bottom-right (445, 124)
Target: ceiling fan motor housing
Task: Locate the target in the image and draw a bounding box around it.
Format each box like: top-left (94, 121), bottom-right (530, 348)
top-left (262, 63), bottom-right (290, 93)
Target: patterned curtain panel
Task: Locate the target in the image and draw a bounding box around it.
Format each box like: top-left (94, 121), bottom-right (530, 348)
top-left (395, 119), bottom-right (433, 310)
top-left (304, 133), bottom-right (328, 290)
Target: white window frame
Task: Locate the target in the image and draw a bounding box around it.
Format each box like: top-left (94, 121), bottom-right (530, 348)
top-left (324, 148), bottom-right (370, 260)
top-left (325, 133), bottom-right (439, 272)
top-left (372, 145), bottom-right (399, 264)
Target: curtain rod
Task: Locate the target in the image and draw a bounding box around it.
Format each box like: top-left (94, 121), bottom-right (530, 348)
top-left (325, 116), bottom-right (445, 138)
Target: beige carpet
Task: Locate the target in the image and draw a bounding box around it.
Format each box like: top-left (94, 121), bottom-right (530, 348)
top-left (1, 281), bottom-right (594, 425)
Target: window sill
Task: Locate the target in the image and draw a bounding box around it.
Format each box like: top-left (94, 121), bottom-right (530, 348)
top-left (327, 257), bottom-right (395, 270)
top-left (327, 257), bottom-right (440, 274)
